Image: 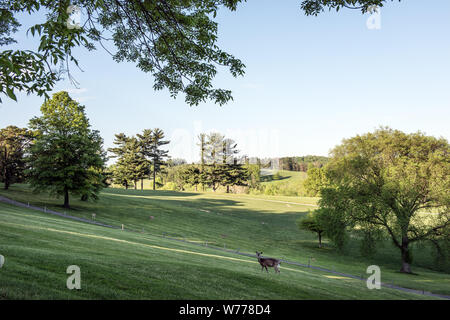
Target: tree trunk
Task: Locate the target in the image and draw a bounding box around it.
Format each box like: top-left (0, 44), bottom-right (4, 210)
top-left (63, 188), bottom-right (70, 209)
top-left (141, 178), bottom-right (143, 191)
top-left (400, 238), bottom-right (412, 273)
top-left (318, 232), bottom-right (322, 248)
top-left (226, 185), bottom-right (230, 193)
top-left (3, 168), bottom-right (10, 190)
top-left (134, 180), bottom-right (137, 190)
top-left (153, 166), bottom-right (156, 190)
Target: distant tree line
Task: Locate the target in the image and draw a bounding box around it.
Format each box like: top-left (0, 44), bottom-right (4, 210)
top-left (279, 156), bottom-right (329, 172)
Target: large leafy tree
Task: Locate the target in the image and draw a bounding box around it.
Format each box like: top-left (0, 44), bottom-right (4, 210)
top-left (27, 91), bottom-right (107, 208)
top-left (1, 0), bottom-right (396, 104)
top-left (320, 128), bottom-right (450, 273)
top-left (0, 125), bottom-right (33, 189)
top-left (1, 0), bottom-right (245, 105)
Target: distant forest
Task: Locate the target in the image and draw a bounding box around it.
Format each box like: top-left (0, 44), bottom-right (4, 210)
top-left (278, 156), bottom-right (329, 172)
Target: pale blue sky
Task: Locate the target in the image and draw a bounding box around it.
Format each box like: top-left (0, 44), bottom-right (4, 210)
top-left (1, 0), bottom-right (449, 163)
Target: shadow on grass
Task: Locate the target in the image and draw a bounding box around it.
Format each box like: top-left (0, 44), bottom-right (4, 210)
top-left (260, 175), bottom-right (291, 182)
top-left (2, 183), bottom-right (448, 278)
top-left (103, 187), bottom-right (200, 197)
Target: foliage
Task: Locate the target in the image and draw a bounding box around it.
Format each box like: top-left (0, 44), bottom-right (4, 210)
top-left (221, 163), bottom-right (249, 193)
top-left (109, 134), bottom-right (137, 189)
top-left (26, 91), bottom-right (107, 208)
top-left (0, 125), bottom-right (33, 189)
top-left (300, 0), bottom-right (397, 16)
top-left (319, 127), bottom-right (450, 273)
top-left (245, 164), bottom-right (260, 189)
top-left (141, 128), bottom-right (170, 190)
top-left (279, 155), bottom-right (329, 172)
top-left (297, 211), bottom-right (326, 248)
top-left (1, 0), bottom-right (245, 105)
top-left (163, 163), bottom-right (251, 192)
top-left (303, 166), bottom-right (329, 196)
top-left (108, 133), bottom-right (150, 189)
top-left (1, 0), bottom-right (397, 104)
top-left (109, 128), bottom-right (170, 190)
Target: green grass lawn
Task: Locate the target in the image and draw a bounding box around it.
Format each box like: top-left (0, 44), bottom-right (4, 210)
top-left (0, 184), bottom-right (449, 299)
top-left (257, 170), bottom-right (309, 196)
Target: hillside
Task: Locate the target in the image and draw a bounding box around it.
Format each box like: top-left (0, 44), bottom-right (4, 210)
top-left (256, 170), bottom-right (310, 196)
top-left (0, 184), bottom-right (449, 299)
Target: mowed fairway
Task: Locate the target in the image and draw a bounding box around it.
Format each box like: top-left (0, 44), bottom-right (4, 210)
top-left (0, 185), bottom-right (449, 299)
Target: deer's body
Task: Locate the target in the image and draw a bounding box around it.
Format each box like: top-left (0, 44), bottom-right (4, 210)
top-left (256, 251), bottom-right (281, 273)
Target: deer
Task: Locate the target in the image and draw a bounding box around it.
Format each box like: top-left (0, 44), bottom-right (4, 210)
top-left (256, 251), bottom-right (281, 273)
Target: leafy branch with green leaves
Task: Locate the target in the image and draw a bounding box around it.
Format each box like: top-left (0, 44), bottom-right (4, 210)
top-left (1, 0), bottom-right (398, 105)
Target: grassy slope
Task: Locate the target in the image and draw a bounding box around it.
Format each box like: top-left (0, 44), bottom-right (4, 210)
top-left (258, 170), bottom-right (309, 196)
top-left (0, 184), bottom-right (449, 299)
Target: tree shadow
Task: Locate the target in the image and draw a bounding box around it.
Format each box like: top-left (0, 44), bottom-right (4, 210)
top-left (103, 187), bottom-right (200, 197)
top-left (260, 175), bottom-right (290, 182)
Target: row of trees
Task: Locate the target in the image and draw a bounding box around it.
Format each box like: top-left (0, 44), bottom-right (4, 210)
top-left (0, 92), bottom-right (262, 207)
top-left (0, 92), bottom-right (173, 207)
top-left (108, 129), bottom-right (169, 190)
top-left (165, 163), bottom-right (251, 193)
top-left (298, 128), bottom-right (450, 273)
top-left (196, 132), bottom-right (257, 192)
top-left (0, 91), bottom-right (174, 207)
top-left (163, 132), bottom-right (258, 193)
top-left (278, 156), bottom-right (329, 172)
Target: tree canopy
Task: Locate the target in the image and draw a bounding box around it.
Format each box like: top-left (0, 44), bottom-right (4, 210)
top-left (297, 211), bottom-right (327, 248)
top-left (0, 125), bottom-right (33, 189)
top-left (1, 0), bottom-right (398, 104)
top-left (319, 127), bottom-right (450, 273)
top-left (26, 91), bottom-right (107, 208)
